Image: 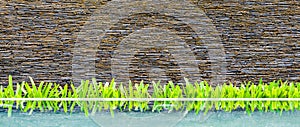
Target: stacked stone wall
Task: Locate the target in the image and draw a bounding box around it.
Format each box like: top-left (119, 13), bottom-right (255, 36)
top-left (0, 0), bottom-right (299, 86)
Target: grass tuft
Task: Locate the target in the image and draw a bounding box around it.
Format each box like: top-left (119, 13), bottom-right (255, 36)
top-left (0, 75), bottom-right (299, 117)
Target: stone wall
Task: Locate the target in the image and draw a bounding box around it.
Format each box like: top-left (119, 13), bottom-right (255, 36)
top-left (0, 0), bottom-right (299, 86)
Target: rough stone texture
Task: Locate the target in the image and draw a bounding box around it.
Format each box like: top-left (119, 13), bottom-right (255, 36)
top-left (0, 0), bottom-right (99, 85)
top-left (0, 0), bottom-right (299, 86)
top-left (72, 0), bottom-right (227, 86)
top-left (194, 0), bottom-right (300, 84)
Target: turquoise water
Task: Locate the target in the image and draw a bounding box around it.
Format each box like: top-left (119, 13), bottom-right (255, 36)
top-left (1, 110), bottom-right (300, 127)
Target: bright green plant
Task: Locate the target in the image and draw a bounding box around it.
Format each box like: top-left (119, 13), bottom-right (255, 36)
top-left (0, 75), bottom-right (300, 117)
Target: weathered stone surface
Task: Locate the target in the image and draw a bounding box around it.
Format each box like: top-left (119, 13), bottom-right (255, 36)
top-left (0, 0), bottom-right (299, 86)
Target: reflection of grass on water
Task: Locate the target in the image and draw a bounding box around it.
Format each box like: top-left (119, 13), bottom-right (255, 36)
top-left (0, 75), bottom-right (300, 117)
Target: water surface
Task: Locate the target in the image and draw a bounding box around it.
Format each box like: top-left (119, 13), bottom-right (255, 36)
top-left (1, 110), bottom-right (299, 127)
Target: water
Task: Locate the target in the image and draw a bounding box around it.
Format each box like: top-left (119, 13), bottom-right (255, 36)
top-left (1, 110), bottom-right (299, 127)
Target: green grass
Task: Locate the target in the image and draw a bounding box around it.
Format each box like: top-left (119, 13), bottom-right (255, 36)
top-left (0, 75), bottom-right (300, 117)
